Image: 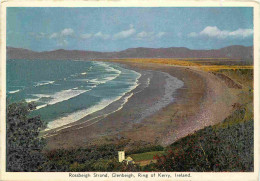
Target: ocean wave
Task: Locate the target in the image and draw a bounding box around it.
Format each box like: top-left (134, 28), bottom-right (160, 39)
top-left (25, 98), bottom-right (40, 103)
top-left (70, 66), bottom-right (92, 78)
top-left (36, 104), bottom-right (48, 110)
top-left (70, 62), bottom-right (122, 90)
top-left (45, 98), bottom-right (118, 130)
top-left (146, 78), bottom-right (151, 87)
top-left (35, 88), bottom-right (89, 110)
top-left (135, 72), bottom-right (184, 123)
top-left (74, 93), bottom-right (134, 130)
top-left (8, 89), bottom-right (20, 94)
top-left (34, 80), bottom-right (55, 87)
top-left (43, 91), bottom-right (135, 134)
top-left (70, 73), bottom-right (78, 77)
top-left (72, 79), bottom-right (89, 82)
top-left (45, 71), bottom-right (141, 131)
top-left (93, 61), bottom-right (121, 75)
top-left (25, 94), bottom-right (51, 106)
top-left (88, 75), bottom-right (117, 84)
top-left (74, 73), bottom-right (120, 86)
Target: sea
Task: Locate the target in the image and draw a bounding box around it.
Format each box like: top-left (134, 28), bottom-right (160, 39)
top-left (7, 59), bottom-right (141, 130)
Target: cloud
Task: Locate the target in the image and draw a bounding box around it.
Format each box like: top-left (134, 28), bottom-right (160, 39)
top-left (49, 33), bottom-right (58, 39)
top-left (94, 32), bottom-right (110, 40)
top-left (135, 31), bottom-right (166, 40)
top-left (57, 39), bottom-right (68, 46)
top-left (49, 28), bottom-right (74, 39)
top-left (29, 24), bottom-right (168, 47)
top-left (136, 31), bottom-right (154, 39)
top-left (47, 28), bottom-right (74, 46)
top-left (80, 33), bottom-right (92, 39)
top-left (188, 26), bottom-right (253, 39)
top-left (228, 28), bottom-right (253, 37)
top-left (188, 32), bottom-right (197, 37)
top-left (157, 32), bottom-right (166, 38)
top-left (113, 24), bottom-right (136, 40)
top-left (60, 28), bottom-right (74, 36)
top-left (29, 32), bottom-right (46, 39)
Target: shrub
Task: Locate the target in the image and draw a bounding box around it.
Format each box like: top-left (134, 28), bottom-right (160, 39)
top-left (6, 102), bottom-right (47, 171)
top-left (153, 117), bottom-right (253, 172)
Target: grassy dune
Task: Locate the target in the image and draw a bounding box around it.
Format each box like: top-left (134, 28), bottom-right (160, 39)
top-left (100, 58), bottom-right (253, 72)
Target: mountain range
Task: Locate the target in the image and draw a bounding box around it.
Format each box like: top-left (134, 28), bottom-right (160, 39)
top-left (7, 45), bottom-right (253, 60)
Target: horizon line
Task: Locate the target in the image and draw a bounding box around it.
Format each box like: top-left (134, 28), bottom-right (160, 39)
top-left (6, 44), bottom-right (253, 53)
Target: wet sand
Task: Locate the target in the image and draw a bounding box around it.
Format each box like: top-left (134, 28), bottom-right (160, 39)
top-left (45, 61), bottom-right (237, 150)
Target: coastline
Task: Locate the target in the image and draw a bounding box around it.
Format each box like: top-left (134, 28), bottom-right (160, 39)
top-left (45, 61), bottom-right (237, 150)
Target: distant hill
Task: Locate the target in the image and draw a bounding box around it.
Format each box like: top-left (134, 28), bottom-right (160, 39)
top-left (7, 45), bottom-right (253, 60)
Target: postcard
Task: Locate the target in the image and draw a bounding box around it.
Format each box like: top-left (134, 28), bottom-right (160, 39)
top-left (0, 0), bottom-right (259, 180)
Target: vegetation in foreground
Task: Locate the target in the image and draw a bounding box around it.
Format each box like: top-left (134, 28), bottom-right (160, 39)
top-left (151, 109), bottom-right (253, 172)
top-left (6, 102), bottom-right (46, 171)
top-left (6, 101), bottom-right (253, 172)
top-left (6, 68), bottom-right (253, 172)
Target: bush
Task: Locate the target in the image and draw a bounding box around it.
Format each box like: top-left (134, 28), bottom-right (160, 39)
top-left (6, 102), bottom-right (47, 171)
top-left (153, 115), bottom-right (253, 172)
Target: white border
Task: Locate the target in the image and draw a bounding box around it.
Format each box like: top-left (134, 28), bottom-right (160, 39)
top-left (0, 1), bottom-right (259, 181)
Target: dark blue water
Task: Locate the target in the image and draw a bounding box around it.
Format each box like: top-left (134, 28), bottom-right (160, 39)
top-left (7, 59), bottom-right (140, 129)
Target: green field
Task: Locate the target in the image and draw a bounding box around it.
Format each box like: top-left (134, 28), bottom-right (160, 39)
top-left (129, 151), bottom-right (165, 162)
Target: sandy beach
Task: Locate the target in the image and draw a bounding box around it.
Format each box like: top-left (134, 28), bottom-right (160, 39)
top-left (44, 61), bottom-right (237, 150)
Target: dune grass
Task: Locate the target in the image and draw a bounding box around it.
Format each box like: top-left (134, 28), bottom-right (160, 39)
top-left (100, 58), bottom-right (253, 72)
top-left (198, 65), bottom-right (253, 72)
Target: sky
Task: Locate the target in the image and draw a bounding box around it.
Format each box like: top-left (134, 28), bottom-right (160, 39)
top-left (7, 7), bottom-right (253, 52)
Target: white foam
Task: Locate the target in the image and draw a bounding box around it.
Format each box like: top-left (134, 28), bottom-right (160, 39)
top-left (146, 78), bottom-right (151, 87)
top-left (25, 94), bottom-right (50, 105)
top-left (34, 81), bottom-right (54, 87)
top-left (45, 77), bottom-right (140, 131)
top-left (75, 93), bottom-right (134, 130)
top-left (36, 104), bottom-right (47, 110)
top-left (25, 98), bottom-right (40, 103)
top-left (8, 89), bottom-right (20, 94)
top-left (135, 72), bottom-right (184, 123)
top-left (108, 93), bottom-right (134, 115)
top-left (35, 88), bottom-right (88, 110)
top-left (43, 90), bottom-right (135, 136)
top-left (71, 62), bottom-right (122, 90)
top-left (88, 74), bottom-right (119, 84)
top-left (45, 91), bottom-right (135, 132)
top-left (75, 73), bottom-right (120, 85)
top-left (93, 61), bottom-right (121, 75)
top-left (70, 73), bottom-right (78, 77)
top-left (33, 94), bottom-right (51, 98)
top-left (44, 62), bottom-right (141, 131)
top-left (73, 79), bottom-right (89, 82)
top-left (45, 98), bottom-right (118, 130)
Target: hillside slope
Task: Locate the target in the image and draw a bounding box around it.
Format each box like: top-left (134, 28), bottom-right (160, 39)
top-left (7, 45), bottom-right (253, 60)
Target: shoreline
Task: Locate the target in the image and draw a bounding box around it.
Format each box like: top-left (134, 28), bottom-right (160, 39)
top-left (45, 61), bottom-right (237, 150)
top-left (43, 63), bottom-right (182, 139)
